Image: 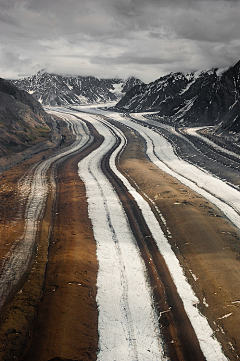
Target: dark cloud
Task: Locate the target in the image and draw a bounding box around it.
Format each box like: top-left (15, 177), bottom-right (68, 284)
top-left (0, 0), bottom-right (16, 10)
top-left (0, 0), bottom-right (239, 82)
top-left (170, 2), bottom-right (240, 43)
top-left (0, 12), bottom-right (20, 26)
top-left (91, 54), bottom-right (181, 66)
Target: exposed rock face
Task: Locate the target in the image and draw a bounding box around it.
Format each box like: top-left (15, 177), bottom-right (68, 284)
top-left (116, 60), bottom-right (240, 133)
top-left (215, 61), bottom-right (240, 134)
top-left (116, 72), bottom-right (189, 112)
top-left (11, 71), bottom-right (143, 106)
top-left (0, 78), bottom-right (53, 156)
top-left (121, 76), bottom-right (144, 93)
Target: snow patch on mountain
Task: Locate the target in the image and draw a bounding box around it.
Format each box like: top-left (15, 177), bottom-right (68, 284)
top-left (116, 60), bottom-right (240, 133)
top-left (11, 72), bottom-right (144, 107)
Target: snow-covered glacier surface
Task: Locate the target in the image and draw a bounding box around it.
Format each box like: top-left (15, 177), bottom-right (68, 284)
top-left (78, 113), bottom-right (167, 361)
top-left (73, 106), bottom-right (232, 360)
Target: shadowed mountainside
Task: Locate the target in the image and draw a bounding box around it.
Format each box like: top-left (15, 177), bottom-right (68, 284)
top-left (116, 60), bottom-right (240, 135)
top-left (0, 78), bottom-right (54, 156)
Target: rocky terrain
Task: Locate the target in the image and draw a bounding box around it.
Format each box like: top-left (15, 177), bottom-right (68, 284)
top-left (116, 60), bottom-right (240, 139)
top-left (0, 62), bottom-right (240, 361)
top-left (0, 102), bottom-right (240, 360)
top-left (0, 78), bottom-right (54, 157)
top-left (11, 71), bottom-right (143, 107)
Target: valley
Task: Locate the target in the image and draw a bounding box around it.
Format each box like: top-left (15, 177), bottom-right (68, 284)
top-left (0, 104), bottom-right (239, 360)
top-left (1, 0), bottom-right (240, 357)
top-left (1, 0), bottom-right (240, 356)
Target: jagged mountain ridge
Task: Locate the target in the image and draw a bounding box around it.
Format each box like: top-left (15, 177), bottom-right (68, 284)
top-left (0, 77), bottom-right (53, 156)
top-left (11, 71), bottom-right (144, 107)
top-left (116, 72), bottom-right (190, 112)
top-left (116, 60), bottom-right (240, 133)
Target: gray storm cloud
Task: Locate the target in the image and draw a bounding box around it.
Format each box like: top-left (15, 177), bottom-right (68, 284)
top-left (0, 0), bottom-right (239, 81)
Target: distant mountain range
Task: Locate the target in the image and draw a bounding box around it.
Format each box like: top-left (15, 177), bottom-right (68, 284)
top-left (8, 61), bottom-right (240, 138)
top-left (116, 60), bottom-right (240, 134)
top-left (11, 71), bottom-right (143, 107)
top-left (0, 78), bottom-right (53, 156)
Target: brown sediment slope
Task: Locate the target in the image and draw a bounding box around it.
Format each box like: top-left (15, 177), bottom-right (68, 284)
top-left (21, 126), bottom-right (102, 361)
top-left (24, 116), bottom-right (240, 361)
top-left (117, 121), bottom-right (240, 361)
top-left (0, 119), bottom-right (74, 360)
top-left (1, 112), bottom-right (240, 361)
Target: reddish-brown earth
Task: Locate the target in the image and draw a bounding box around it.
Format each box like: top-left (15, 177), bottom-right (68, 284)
top-left (118, 123), bottom-right (240, 361)
top-left (0, 117), bottom-right (239, 361)
top-left (22, 149), bottom-right (99, 361)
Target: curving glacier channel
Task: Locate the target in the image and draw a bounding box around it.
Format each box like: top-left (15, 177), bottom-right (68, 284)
top-left (0, 112), bottom-right (92, 310)
top-left (78, 112), bottom-right (166, 361)
top-left (76, 109), bottom-right (228, 361)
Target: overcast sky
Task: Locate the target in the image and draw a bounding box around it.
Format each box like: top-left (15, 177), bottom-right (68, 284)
top-left (0, 0), bottom-right (240, 83)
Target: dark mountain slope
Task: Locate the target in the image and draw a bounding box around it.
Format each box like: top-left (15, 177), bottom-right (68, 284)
top-left (122, 76), bottom-right (144, 93)
top-left (0, 78), bottom-right (53, 156)
top-left (216, 60), bottom-right (240, 133)
top-left (116, 60), bottom-right (240, 133)
top-left (116, 72), bottom-right (189, 112)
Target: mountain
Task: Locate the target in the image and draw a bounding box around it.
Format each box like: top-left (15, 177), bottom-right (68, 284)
top-left (116, 72), bottom-right (190, 112)
top-left (0, 77), bottom-right (53, 156)
top-left (214, 61), bottom-right (240, 134)
top-left (116, 60), bottom-right (240, 133)
top-left (121, 77), bottom-right (145, 93)
top-left (11, 71), bottom-right (143, 107)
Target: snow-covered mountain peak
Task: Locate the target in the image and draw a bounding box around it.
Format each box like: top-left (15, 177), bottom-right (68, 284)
top-left (11, 72), bottom-right (144, 107)
top-left (116, 59), bottom-right (240, 133)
